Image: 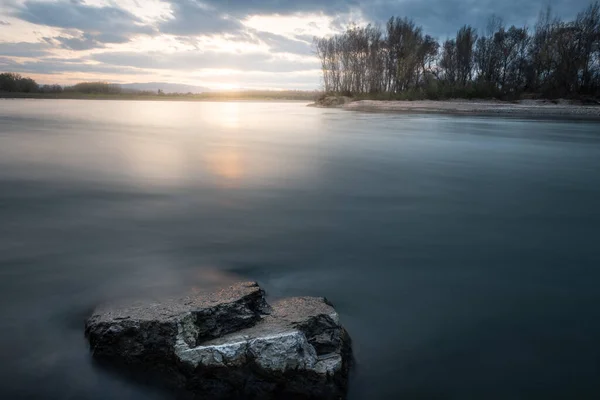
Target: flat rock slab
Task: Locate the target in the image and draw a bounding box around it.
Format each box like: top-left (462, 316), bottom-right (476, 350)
top-left (85, 282), bottom-right (352, 399)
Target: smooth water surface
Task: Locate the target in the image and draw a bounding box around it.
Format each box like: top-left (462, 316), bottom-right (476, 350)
top-left (1, 99), bottom-right (600, 399)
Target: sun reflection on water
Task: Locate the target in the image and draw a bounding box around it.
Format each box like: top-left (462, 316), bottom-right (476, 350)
top-left (205, 144), bottom-right (244, 185)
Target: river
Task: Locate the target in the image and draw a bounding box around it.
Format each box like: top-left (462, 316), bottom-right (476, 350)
top-left (1, 99), bottom-right (600, 399)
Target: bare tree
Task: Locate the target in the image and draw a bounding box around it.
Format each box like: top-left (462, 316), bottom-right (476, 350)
top-left (313, 2), bottom-right (600, 98)
top-left (456, 25), bottom-right (478, 86)
top-left (440, 39), bottom-right (457, 84)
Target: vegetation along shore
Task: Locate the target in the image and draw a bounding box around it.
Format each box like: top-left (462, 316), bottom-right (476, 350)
top-left (0, 74), bottom-right (317, 102)
top-left (313, 3), bottom-right (600, 109)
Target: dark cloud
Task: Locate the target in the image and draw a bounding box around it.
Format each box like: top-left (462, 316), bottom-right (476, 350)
top-left (156, 0), bottom-right (361, 37)
top-left (51, 35), bottom-right (100, 51)
top-left (0, 42), bottom-right (51, 57)
top-left (7, 0), bottom-right (596, 43)
top-left (0, 55), bottom-right (146, 75)
top-left (91, 50), bottom-right (318, 73)
top-left (94, 33), bottom-right (130, 44)
top-left (44, 32), bottom-right (131, 51)
top-left (12, 0), bottom-right (153, 36)
top-left (159, 0), bottom-right (598, 39)
top-left (349, 0), bottom-right (597, 38)
top-left (160, 0), bottom-right (244, 35)
top-left (158, 0), bottom-right (364, 36)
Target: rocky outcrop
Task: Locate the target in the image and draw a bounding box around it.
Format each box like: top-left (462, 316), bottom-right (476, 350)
top-left (85, 282), bottom-right (352, 399)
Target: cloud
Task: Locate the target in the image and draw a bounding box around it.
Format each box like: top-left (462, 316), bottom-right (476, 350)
top-left (44, 32), bottom-right (131, 51)
top-left (95, 33), bottom-right (131, 44)
top-left (253, 31), bottom-right (313, 55)
top-left (6, 0), bottom-right (596, 42)
top-left (0, 56), bottom-right (146, 75)
top-left (1, 0), bottom-right (597, 89)
top-left (163, 0), bottom-right (599, 39)
top-left (158, 0), bottom-right (361, 36)
top-left (12, 0), bottom-right (154, 36)
top-left (91, 50), bottom-right (319, 73)
top-left (0, 42), bottom-right (51, 57)
top-left (51, 35), bottom-right (101, 51)
top-left (8, 1), bottom-right (594, 45)
top-left (192, 0), bottom-right (359, 17)
top-left (159, 0), bottom-right (244, 35)
top-left (358, 0), bottom-right (597, 38)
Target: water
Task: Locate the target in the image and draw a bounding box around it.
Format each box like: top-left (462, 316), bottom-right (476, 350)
top-left (1, 99), bottom-right (600, 399)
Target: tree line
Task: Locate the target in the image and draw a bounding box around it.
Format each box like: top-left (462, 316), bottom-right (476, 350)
top-left (0, 73), bottom-right (40, 93)
top-left (314, 3), bottom-right (600, 99)
top-left (0, 73), bottom-right (319, 100)
top-left (0, 74), bottom-right (126, 94)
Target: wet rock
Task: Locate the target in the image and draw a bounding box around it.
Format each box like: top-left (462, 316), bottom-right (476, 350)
top-left (85, 282), bottom-right (352, 399)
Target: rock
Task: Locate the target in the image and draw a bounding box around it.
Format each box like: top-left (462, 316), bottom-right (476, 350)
top-left (85, 282), bottom-right (352, 399)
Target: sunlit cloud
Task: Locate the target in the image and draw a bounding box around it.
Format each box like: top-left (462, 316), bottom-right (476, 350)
top-left (0, 16), bottom-right (62, 43)
top-left (82, 0), bottom-right (172, 24)
top-left (243, 13), bottom-right (341, 38)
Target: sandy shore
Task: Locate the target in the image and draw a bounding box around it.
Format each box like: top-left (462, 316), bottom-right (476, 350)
top-left (337, 99), bottom-right (600, 120)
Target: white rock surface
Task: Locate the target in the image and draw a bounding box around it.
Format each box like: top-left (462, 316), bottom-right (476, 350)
top-left (85, 282), bottom-right (352, 399)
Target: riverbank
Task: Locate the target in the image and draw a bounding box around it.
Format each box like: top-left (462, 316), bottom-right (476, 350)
top-left (311, 97), bottom-right (600, 120)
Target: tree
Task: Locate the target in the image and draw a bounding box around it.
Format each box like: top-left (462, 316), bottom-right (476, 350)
top-left (66, 82), bottom-right (122, 94)
top-left (0, 73), bottom-right (39, 93)
top-left (456, 25), bottom-right (477, 86)
top-left (475, 16), bottom-right (504, 87)
top-left (440, 39), bottom-right (457, 84)
top-left (313, 1), bottom-right (600, 99)
top-left (575, 2), bottom-right (600, 93)
top-left (40, 84), bottom-right (63, 93)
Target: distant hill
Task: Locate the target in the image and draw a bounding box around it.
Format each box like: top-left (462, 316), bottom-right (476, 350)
top-left (120, 82), bottom-right (211, 94)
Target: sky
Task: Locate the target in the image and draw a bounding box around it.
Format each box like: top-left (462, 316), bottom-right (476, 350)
top-left (0, 0), bottom-right (596, 90)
